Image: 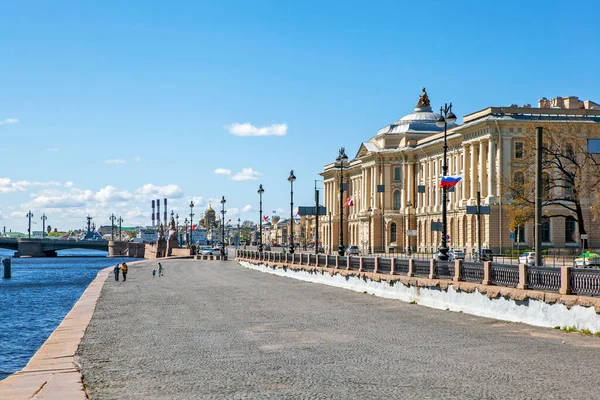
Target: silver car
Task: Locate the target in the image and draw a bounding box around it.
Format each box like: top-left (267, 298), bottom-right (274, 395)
top-left (345, 245), bottom-right (360, 255)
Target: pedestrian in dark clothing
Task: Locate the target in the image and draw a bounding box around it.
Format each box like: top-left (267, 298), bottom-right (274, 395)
top-left (121, 262), bottom-right (128, 282)
top-left (114, 264), bottom-right (120, 281)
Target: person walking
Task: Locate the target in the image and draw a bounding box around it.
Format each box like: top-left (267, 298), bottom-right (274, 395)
top-left (157, 262), bottom-right (163, 277)
top-left (113, 264), bottom-right (120, 281)
top-left (121, 262), bottom-right (128, 282)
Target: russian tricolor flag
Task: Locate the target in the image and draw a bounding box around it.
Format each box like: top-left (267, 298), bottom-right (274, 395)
top-left (345, 196), bottom-right (354, 207)
top-left (263, 215), bottom-right (270, 223)
top-left (439, 175), bottom-right (462, 189)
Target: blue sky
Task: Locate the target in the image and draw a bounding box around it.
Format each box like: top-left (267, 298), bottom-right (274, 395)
top-left (1, 0), bottom-right (599, 233)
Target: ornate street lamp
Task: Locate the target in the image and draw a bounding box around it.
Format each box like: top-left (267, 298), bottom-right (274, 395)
top-left (41, 214), bottom-right (47, 239)
top-left (237, 218), bottom-right (241, 248)
top-left (220, 196), bottom-right (226, 256)
top-left (435, 103), bottom-right (457, 261)
top-left (109, 213), bottom-right (116, 241)
top-left (405, 201), bottom-right (413, 256)
top-left (367, 207), bottom-right (373, 255)
top-left (26, 210), bottom-right (33, 239)
top-left (175, 213), bottom-right (180, 244)
top-left (117, 216), bottom-right (123, 241)
top-left (184, 218), bottom-right (188, 246)
top-left (188, 201), bottom-right (195, 248)
top-left (336, 147), bottom-right (348, 256)
top-left (257, 184), bottom-right (264, 252)
top-left (288, 170), bottom-right (296, 254)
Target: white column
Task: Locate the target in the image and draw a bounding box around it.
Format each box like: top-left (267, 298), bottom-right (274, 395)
top-left (488, 139), bottom-right (496, 198)
top-left (479, 141), bottom-right (485, 196)
top-left (470, 144), bottom-right (477, 201)
top-left (463, 144), bottom-right (470, 202)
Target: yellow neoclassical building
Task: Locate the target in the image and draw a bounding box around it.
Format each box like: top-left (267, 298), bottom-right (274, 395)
top-left (320, 90), bottom-right (600, 255)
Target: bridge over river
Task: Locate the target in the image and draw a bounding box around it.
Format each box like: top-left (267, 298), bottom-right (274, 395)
top-left (0, 238), bottom-right (141, 257)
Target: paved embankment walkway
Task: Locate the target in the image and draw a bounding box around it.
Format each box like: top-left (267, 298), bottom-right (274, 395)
top-left (74, 258), bottom-right (600, 399)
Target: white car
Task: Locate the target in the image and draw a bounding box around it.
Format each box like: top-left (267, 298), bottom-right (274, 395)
top-left (518, 252), bottom-right (542, 266)
top-left (200, 247), bottom-right (219, 255)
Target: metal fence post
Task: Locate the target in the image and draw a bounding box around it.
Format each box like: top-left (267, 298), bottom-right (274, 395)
top-left (517, 264), bottom-right (528, 290)
top-left (560, 265), bottom-right (572, 295)
top-left (454, 259), bottom-right (462, 282)
top-left (408, 258), bottom-right (414, 277)
top-left (429, 259), bottom-right (436, 279)
top-left (391, 258), bottom-right (396, 275)
top-left (482, 261), bottom-right (492, 285)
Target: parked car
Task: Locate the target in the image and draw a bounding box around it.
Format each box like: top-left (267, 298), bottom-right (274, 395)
top-left (518, 251), bottom-right (543, 266)
top-left (345, 245), bottom-right (360, 255)
top-left (448, 249), bottom-right (465, 261)
top-left (318, 244), bottom-right (325, 254)
top-left (263, 244), bottom-right (271, 251)
top-left (474, 248), bottom-right (494, 261)
top-left (573, 252), bottom-right (600, 267)
top-left (200, 246), bottom-right (218, 255)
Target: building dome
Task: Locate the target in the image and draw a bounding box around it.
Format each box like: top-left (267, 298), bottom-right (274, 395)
top-left (377, 88), bottom-right (454, 136)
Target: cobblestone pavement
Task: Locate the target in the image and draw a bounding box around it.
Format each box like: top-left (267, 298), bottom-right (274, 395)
top-left (77, 259), bottom-right (600, 399)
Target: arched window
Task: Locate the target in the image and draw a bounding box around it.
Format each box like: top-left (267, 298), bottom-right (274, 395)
top-left (390, 222), bottom-right (397, 242)
top-left (565, 216), bottom-right (576, 243)
top-left (541, 218), bottom-right (551, 242)
top-left (513, 171), bottom-right (525, 198)
top-left (393, 190), bottom-right (401, 210)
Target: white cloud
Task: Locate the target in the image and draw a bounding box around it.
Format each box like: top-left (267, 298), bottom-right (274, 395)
top-left (242, 204), bottom-right (254, 213)
top-left (0, 118), bottom-right (18, 125)
top-left (228, 207), bottom-right (239, 216)
top-left (231, 168), bottom-right (262, 181)
top-left (214, 168), bottom-right (231, 175)
top-left (0, 178), bottom-right (62, 193)
top-left (105, 158), bottom-right (126, 164)
top-left (95, 186), bottom-right (132, 203)
top-left (65, 181), bottom-right (74, 188)
top-left (28, 189), bottom-right (95, 208)
top-left (225, 122), bottom-right (287, 137)
top-left (136, 183), bottom-right (184, 198)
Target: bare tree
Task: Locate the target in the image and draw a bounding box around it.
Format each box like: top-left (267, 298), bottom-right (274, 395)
top-left (503, 122), bottom-right (600, 238)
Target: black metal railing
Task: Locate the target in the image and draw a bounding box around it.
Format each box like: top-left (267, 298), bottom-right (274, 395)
top-left (318, 254), bottom-right (327, 266)
top-left (378, 258), bottom-right (392, 274)
top-left (413, 260), bottom-right (430, 277)
top-left (293, 253), bottom-right (300, 263)
top-left (436, 261), bottom-right (455, 280)
top-left (394, 258), bottom-right (409, 275)
top-left (328, 256), bottom-right (337, 268)
top-left (527, 267), bottom-right (561, 292)
top-left (362, 257), bottom-right (375, 272)
top-left (461, 262), bottom-right (484, 283)
top-left (490, 265), bottom-right (519, 288)
top-left (571, 269), bottom-right (600, 296)
top-left (348, 256), bottom-right (360, 271)
top-left (309, 254), bottom-right (317, 265)
top-left (338, 256), bottom-right (347, 269)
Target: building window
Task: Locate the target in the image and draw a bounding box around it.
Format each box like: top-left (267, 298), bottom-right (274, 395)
top-left (515, 142), bottom-right (524, 159)
top-left (565, 173), bottom-right (574, 199)
top-left (394, 167), bottom-right (401, 181)
top-left (393, 190), bottom-right (401, 210)
top-left (541, 218), bottom-right (551, 242)
top-left (390, 222), bottom-right (397, 242)
top-left (565, 216), bottom-right (576, 243)
top-left (542, 172), bottom-right (551, 199)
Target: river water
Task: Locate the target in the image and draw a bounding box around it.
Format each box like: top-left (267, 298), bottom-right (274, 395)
top-left (0, 248), bottom-right (138, 381)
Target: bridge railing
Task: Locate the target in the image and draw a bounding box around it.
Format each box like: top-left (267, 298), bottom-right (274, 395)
top-left (235, 251), bottom-right (599, 297)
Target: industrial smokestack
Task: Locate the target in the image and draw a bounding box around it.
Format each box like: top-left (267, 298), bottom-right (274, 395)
top-left (164, 198), bottom-right (167, 227)
top-left (152, 200), bottom-right (155, 227)
top-left (156, 199), bottom-right (160, 227)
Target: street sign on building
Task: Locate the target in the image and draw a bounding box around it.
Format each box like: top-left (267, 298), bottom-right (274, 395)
top-left (466, 205), bottom-right (490, 215)
top-left (588, 139), bottom-right (600, 154)
top-left (407, 230), bottom-right (417, 236)
top-left (431, 222), bottom-right (443, 232)
top-left (581, 234), bottom-right (589, 240)
top-left (297, 206), bottom-right (327, 216)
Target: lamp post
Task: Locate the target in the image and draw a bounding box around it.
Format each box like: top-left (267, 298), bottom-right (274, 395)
top-left (220, 196), bottom-right (226, 255)
top-left (117, 216), bottom-right (123, 241)
top-left (258, 184), bottom-right (264, 252)
top-left (367, 207), bottom-right (372, 255)
top-left (405, 201), bottom-right (413, 256)
top-left (26, 210), bottom-right (33, 239)
top-left (109, 213), bottom-right (116, 241)
top-left (176, 213), bottom-right (180, 244)
top-left (184, 218), bottom-right (188, 246)
top-left (41, 214), bottom-right (47, 239)
top-left (288, 170), bottom-right (296, 254)
top-left (188, 201), bottom-right (195, 248)
top-left (435, 103), bottom-right (457, 260)
top-left (237, 218), bottom-right (241, 248)
top-left (336, 147), bottom-right (348, 256)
